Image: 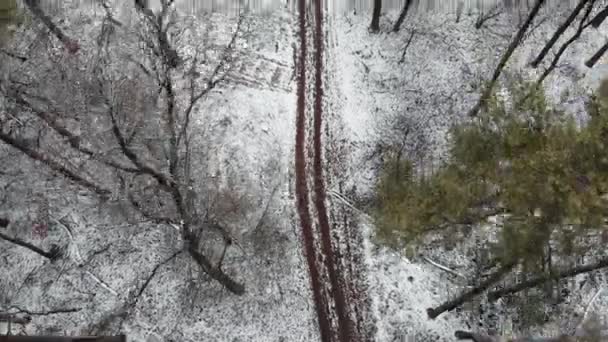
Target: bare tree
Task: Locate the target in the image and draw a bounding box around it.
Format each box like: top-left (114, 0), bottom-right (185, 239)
top-left (0, 0), bottom-right (246, 294)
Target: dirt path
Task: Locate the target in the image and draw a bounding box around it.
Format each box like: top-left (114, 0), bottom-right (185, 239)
top-left (294, 0), bottom-right (332, 340)
top-left (294, 1), bottom-right (369, 341)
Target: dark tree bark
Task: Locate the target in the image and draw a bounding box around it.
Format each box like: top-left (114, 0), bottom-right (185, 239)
top-left (392, 0), bottom-right (412, 32)
top-left (589, 4), bottom-right (608, 28)
top-left (468, 0), bottom-right (547, 118)
top-left (487, 256), bottom-right (608, 301)
top-left (530, 0), bottom-right (590, 68)
top-left (533, 0), bottom-right (596, 86)
top-left (370, 0), bottom-right (382, 32)
top-left (585, 40), bottom-right (608, 68)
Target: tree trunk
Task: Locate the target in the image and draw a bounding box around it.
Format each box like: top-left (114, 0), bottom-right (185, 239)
top-left (392, 0), bottom-right (412, 32)
top-left (487, 256), bottom-right (608, 301)
top-left (370, 0), bottom-right (382, 32)
top-left (585, 40), bottom-right (608, 68)
top-left (530, 0), bottom-right (590, 68)
top-left (589, 4), bottom-right (608, 28)
top-left (468, 0), bottom-right (547, 117)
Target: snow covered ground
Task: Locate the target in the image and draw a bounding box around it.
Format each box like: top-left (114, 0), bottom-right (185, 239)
top-left (2, 2), bottom-right (608, 342)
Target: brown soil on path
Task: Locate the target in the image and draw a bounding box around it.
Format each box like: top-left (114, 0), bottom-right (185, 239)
top-left (294, 0), bottom-right (332, 341)
top-left (295, 1), bottom-right (366, 341)
top-left (311, 1), bottom-right (356, 342)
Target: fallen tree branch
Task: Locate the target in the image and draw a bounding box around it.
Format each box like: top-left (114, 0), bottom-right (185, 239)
top-left (576, 287), bottom-right (604, 334)
top-left (487, 256), bottom-right (608, 301)
top-left (7, 306), bottom-right (81, 316)
top-left (454, 330), bottom-right (593, 341)
top-left (0, 313), bottom-right (32, 325)
top-left (427, 261), bottom-right (517, 319)
top-left (0, 231), bottom-right (61, 260)
top-left (421, 256), bottom-right (466, 279)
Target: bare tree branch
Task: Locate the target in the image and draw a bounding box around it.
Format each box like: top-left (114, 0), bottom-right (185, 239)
top-left (530, 0), bottom-right (591, 68)
top-left (23, 0), bottom-right (80, 54)
top-left (468, 0), bottom-right (547, 118)
top-left (475, 5), bottom-right (503, 29)
top-left (0, 231), bottom-right (61, 260)
top-left (534, 0), bottom-right (596, 82)
top-left (0, 132), bottom-right (111, 196)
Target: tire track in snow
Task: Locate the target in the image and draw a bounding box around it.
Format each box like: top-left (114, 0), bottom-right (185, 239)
top-left (294, 0), bottom-right (332, 341)
top-left (311, 1), bottom-right (355, 342)
top-left (295, 0), bottom-right (365, 341)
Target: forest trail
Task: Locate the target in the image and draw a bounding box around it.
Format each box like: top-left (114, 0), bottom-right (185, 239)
top-left (294, 1), bottom-right (371, 341)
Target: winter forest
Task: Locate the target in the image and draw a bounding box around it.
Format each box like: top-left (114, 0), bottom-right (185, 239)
top-left (1, 0), bottom-right (608, 341)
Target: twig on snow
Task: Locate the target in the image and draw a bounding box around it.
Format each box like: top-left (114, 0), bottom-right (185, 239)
top-left (85, 270), bottom-right (118, 297)
top-left (576, 286), bottom-right (605, 333)
top-left (328, 190), bottom-right (372, 222)
top-left (6, 305), bottom-right (81, 316)
top-left (421, 256), bottom-right (466, 279)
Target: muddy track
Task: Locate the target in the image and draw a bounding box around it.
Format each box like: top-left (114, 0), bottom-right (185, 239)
top-left (295, 1), bottom-right (364, 341)
top-left (295, 0), bottom-right (332, 340)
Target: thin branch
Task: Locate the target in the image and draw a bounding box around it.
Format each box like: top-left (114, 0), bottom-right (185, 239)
top-left (422, 256), bottom-right (467, 279)
top-left (577, 287), bottom-right (604, 333)
top-left (85, 270), bottom-right (118, 296)
top-left (0, 231), bottom-right (60, 260)
top-left (177, 14), bottom-right (243, 148)
top-left (475, 5), bottom-right (503, 29)
top-left (0, 132), bottom-right (111, 196)
top-left (23, 0), bottom-right (79, 54)
top-left (0, 49), bottom-right (28, 62)
top-left (10, 94), bottom-right (141, 174)
top-left (398, 29), bottom-right (416, 64)
top-left (8, 306), bottom-right (81, 316)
